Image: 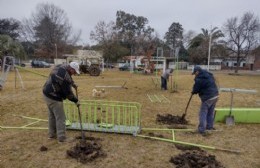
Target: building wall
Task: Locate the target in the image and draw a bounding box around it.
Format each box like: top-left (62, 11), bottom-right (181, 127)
top-left (253, 55), bottom-right (260, 70)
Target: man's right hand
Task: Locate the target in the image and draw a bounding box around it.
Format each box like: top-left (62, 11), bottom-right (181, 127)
top-left (76, 101), bottom-right (80, 107)
top-left (72, 83), bottom-right (78, 89)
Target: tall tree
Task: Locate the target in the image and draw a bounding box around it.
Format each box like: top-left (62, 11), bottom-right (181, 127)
top-left (115, 10), bottom-right (155, 56)
top-left (188, 27), bottom-right (224, 64)
top-left (0, 18), bottom-right (21, 40)
top-left (0, 34), bottom-right (26, 59)
top-left (90, 21), bottom-right (128, 62)
top-left (223, 12), bottom-right (260, 73)
top-left (22, 3), bottom-right (80, 58)
top-left (164, 22), bottom-right (183, 57)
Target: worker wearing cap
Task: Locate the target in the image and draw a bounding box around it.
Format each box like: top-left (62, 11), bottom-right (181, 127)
top-left (191, 66), bottom-right (219, 136)
top-left (161, 68), bottom-right (173, 90)
top-left (43, 62), bottom-right (80, 143)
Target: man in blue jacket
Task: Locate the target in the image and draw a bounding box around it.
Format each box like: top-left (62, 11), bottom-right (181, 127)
top-left (43, 62), bottom-right (80, 143)
top-left (191, 66), bottom-right (219, 136)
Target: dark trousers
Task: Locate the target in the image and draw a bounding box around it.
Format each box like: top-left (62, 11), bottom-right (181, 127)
top-left (161, 77), bottom-right (167, 90)
top-left (198, 98), bottom-right (218, 133)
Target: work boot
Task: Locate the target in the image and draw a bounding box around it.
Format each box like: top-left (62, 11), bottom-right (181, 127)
top-left (200, 132), bottom-right (210, 137)
top-left (48, 135), bottom-right (56, 140)
top-left (206, 127), bottom-right (216, 130)
top-left (58, 136), bottom-right (74, 143)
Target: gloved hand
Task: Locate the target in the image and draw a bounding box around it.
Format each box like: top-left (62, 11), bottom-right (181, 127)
top-left (76, 101), bottom-right (80, 107)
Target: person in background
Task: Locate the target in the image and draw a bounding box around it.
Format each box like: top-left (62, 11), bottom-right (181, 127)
top-left (43, 62), bottom-right (80, 143)
top-left (161, 68), bottom-right (173, 90)
top-left (191, 66), bottom-right (219, 136)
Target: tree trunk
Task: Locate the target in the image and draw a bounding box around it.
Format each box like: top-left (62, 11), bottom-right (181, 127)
top-left (234, 53), bottom-right (240, 74)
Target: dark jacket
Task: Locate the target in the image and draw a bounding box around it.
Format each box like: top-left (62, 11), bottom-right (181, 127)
top-left (192, 69), bottom-right (218, 102)
top-left (43, 64), bottom-right (78, 103)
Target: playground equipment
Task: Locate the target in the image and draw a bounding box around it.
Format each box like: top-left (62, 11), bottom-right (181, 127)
top-left (137, 128), bottom-right (240, 153)
top-left (215, 88), bottom-right (258, 124)
top-left (0, 56), bottom-right (24, 90)
top-left (146, 94), bottom-right (170, 103)
top-left (64, 100), bottom-right (142, 135)
top-left (95, 81), bottom-right (127, 89)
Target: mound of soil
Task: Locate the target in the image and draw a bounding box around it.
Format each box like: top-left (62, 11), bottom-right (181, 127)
top-left (39, 145), bottom-right (48, 152)
top-left (156, 114), bottom-right (188, 125)
top-left (67, 137), bottom-right (106, 164)
top-left (170, 150), bottom-right (225, 168)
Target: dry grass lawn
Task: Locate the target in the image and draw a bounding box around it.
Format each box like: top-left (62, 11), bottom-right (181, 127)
top-left (0, 68), bottom-right (260, 168)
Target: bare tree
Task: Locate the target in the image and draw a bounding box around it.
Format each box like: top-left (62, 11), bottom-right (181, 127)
top-left (183, 30), bottom-right (196, 49)
top-left (22, 3), bottom-right (80, 58)
top-left (90, 21), bottom-right (120, 62)
top-left (223, 12), bottom-right (260, 73)
top-left (90, 21), bottom-right (116, 45)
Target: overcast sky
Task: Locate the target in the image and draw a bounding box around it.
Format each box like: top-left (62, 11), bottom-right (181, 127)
top-left (1, 0), bottom-right (259, 45)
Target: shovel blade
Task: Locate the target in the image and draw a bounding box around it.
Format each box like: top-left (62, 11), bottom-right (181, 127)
top-left (181, 114), bottom-right (186, 120)
top-left (225, 116), bottom-right (235, 125)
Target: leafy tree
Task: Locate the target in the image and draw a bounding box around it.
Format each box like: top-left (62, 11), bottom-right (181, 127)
top-left (90, 21), bottom-right (127, 62)
top-left (115, 10), bottom-right (155, 56)
top-left (20, 41), bottom-right (35, 59)
top-left (188, 27), bottom-right (224, 64)
top-left (0, 18), bottom-right (21, 40)
top-left (223, 12), bottom-right (260, 73)
top-left (22, 3), bottom-right (80, 58)
top-left (0, 34), bottom-right (26, 59)
top-left (164, 22), bottom-right (183, 52)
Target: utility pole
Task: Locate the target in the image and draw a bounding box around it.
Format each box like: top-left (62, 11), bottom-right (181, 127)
top-left (207, 26), bottom-right (212, 71)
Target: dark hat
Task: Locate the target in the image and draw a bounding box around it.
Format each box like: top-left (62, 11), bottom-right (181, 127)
top-left (192, 66), bottom-right (202, 75)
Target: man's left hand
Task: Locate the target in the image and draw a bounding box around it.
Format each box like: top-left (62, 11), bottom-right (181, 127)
top-left (76, 101), bottom-right (80, 107)
top-left (72, 83), bottom-right (78, 89)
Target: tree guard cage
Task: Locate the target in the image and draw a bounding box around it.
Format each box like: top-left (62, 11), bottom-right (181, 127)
top-left (64, 100), bottom-right (142, 135)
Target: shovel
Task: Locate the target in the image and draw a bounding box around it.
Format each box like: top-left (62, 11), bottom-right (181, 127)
top-left (75, 87), bottom-right (86, 142)
top-left (181, 94), bottom-right (193, 120)
top-left (225, 91), bottom-right (235, 125)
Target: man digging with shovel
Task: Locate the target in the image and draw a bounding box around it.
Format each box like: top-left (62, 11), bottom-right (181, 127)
top-left (43, 62), bottom-right (81, 143)
top-left (191, 66), bottom-right (219, 136)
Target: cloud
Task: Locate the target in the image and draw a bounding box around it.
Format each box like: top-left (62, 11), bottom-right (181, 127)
top-left (0, 0), bottom-right (259, 44)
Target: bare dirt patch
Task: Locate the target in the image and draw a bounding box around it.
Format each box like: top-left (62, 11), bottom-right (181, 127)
top-left (156, 113), bottom-right (188, 125)
top-left (170, 150), bottom-right (225, 168)
top-left (1, 70), bottom-right (260, 168)
top-left (67, 136), bottom-right (106, 164)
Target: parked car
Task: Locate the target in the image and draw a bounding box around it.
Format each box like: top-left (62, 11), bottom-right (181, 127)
top-left (103, 63), bottom-right (115, 68)
top-left (14, 60), bottom-right (26, 67)
top-left (119, 64), bottom-right (130, 71)
top-left (31, 60), bottom-right (51, 68)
